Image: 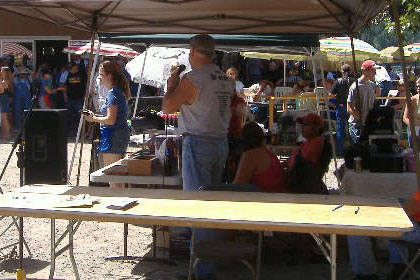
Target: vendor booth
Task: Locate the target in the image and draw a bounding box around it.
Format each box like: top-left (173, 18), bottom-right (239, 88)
top-left (3, 1), bottom-right (419, 280)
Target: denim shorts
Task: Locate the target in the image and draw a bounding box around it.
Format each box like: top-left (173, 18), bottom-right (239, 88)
top-left (0, 94), bottom-right (10, 113)
top-left (99, 126), bottom-right (129, 154)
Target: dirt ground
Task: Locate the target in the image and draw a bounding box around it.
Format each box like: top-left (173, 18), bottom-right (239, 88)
top-left (0, 141), bottom-right (392, 280)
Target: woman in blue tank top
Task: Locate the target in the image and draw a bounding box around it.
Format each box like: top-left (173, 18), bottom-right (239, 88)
top-left (84, 61), bottom-right (130, 188)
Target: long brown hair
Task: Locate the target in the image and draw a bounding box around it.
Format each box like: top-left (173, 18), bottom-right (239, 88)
top-left (100, 61), bottom-right (130, 100)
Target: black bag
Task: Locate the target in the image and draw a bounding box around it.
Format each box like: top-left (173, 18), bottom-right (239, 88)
top-left (288, 138), bottom-right (332, 195)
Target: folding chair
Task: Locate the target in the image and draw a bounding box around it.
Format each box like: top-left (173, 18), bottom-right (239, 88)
top-left (392, 240), bottom-right (420, 280)
top-left (188, 184), bottom-right (262, 280)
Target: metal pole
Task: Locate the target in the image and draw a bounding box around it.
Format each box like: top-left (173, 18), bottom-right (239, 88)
top-left (68, 39), bottom-right (100, 183)
top-left (390, 0), bottom-right (420, 195)
top-left (132, 48), bottom-right (149, 119)
top-left (317, 53), bottom-right (341, 188)
top-left (310, 49), bottom-right (320, 113)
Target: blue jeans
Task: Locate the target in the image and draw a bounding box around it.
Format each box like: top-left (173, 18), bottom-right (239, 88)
top-left (336, 105), bottom-right (349, 155)
top-left (182, 135), bottom-right (228, 276)
top-left (348, 218), bottom-right (420, 275)
top-left (13, 92), bottom-right (32, 130)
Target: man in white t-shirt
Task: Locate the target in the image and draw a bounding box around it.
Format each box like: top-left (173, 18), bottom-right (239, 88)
top-left (347, 60), bottom-right (380, 144)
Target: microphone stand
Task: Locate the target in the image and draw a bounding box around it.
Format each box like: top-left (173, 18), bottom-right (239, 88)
top-left (0, 88), bottom-right (40, 278)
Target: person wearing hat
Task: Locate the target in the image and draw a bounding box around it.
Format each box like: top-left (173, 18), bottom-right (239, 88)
top-left (163, 34), bottom-right (235, 279)
top-left (13, 68), bottom-right (32, 130)
top-left (347, 60), bottom-right (380, 144)
top-left (286, 113), bottom-right (330, 194)
top-left (289, 113), bottom-right (325, 170)
top-left (331, 64), bottom-right (353, 155)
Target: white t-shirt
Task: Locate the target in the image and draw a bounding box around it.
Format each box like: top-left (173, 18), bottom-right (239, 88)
top-left (235, 80), bottom-right (244, 95)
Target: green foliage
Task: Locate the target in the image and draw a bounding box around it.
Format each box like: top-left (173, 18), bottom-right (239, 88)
top-left (358, 1), bottom-right (420, 50)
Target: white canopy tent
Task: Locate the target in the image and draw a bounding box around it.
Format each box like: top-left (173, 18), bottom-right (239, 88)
top-left (0, 0), bottom-right (386, 35)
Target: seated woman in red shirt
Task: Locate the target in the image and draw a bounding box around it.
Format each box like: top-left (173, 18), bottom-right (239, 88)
top-left (233, 121), bottom-right (285, 192)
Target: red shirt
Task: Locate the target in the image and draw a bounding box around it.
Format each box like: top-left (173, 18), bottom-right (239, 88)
top-left (290, 136), bottom-right (324, 169)
top-left (250, 148), bottom-right (285, 193)
top-left (228, 95), bottom-right (246, 138)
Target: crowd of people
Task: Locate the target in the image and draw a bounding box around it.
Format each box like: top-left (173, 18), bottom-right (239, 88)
top-left (1, 36), bottom-right (420, 279)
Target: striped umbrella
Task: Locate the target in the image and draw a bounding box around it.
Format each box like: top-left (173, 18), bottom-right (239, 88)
top-left (403, 43), bottom-right (420, 58)
top-left (63, 40), bottom-right (139, 58)
top-left (320, 36), bottom-right (380, 61)
top-left (2, 42), bottom-right (32, 57)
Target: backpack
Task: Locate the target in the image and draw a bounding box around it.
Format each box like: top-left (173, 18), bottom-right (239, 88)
top-left (287, 137), bottom-right (332, 195)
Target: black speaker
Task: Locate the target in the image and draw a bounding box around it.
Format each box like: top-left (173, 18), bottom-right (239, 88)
top-left (24, 109), bottom-right (68, 184)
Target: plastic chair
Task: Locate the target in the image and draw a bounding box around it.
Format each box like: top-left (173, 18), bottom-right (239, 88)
top-left (187, 184), bottom-right (262, 280)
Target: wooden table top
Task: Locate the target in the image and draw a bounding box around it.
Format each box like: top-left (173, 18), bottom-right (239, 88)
top-left (0, 185), bottom-right (413, 237)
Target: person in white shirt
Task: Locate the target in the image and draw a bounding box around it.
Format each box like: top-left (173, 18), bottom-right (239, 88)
top-left (226, 66), bottom-right (244, 97)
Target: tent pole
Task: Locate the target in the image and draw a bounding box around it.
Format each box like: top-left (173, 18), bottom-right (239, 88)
top-left (390, 0), bottom-right (420, 195)
top-left (349, 35), bottom-right (363, 134)
top-left (68, 38), bottom-right (100, 184)
top-left (317, 53), bottom-right (341, 188)
top-left (132, 47), bottom-right (149, 119)
top-left (310, 49), bottom-right (320, 112)
top-left (76, 32), bottom-right (96, 186)
top-left (283, 57), bottom-right (286, 87)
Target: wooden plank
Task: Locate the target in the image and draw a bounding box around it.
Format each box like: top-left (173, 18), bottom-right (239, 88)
top-left (0, 186), bottom-right (413, 237)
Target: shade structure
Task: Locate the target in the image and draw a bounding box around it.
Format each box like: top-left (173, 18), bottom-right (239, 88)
top-left (320, 36), bottom-right (381, 61)
top-left (1, 42), bottom-right (32, 58)
top-left (0, 0), bottom-right (387, 35)
top-left (126, 47), bottom-right (191, 88)
top-left (63, 40), bottom-right (139, 58)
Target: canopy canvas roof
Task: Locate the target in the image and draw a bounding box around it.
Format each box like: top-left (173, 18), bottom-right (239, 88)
top-left (0, 0), bottom-right (387, 36)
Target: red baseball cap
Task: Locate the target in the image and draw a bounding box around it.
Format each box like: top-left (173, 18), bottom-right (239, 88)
top-left (361, 60), bottom-right (380, 70)
top-left (297, 113), bottom-right (324, 129)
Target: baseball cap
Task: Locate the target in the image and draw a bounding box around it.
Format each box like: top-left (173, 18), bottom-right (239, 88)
top-left (361, 60), bottom-right (380, 70)
top-left (297, 113), bottom-right (324, 129)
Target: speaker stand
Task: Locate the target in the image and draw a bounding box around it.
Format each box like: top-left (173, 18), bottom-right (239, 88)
top-left (0, 92), bottom-right (40, 273)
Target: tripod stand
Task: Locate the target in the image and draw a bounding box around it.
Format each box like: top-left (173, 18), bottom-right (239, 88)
top-left (0, 90), bottom-right (42, 276)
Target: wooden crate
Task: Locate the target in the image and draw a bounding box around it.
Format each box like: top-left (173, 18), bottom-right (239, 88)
top-left (126, 155), bottom-right (158, 176)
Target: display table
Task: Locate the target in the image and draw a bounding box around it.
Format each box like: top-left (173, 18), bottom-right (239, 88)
top-left (0, 185), bottom-right (413, 280)
top-left (90, 159), bottom-right (182, 186)
top-left (340, 168), bottom-right (417, 199)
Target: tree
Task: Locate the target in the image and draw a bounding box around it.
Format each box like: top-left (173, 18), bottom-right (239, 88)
top-left (358, 0), bottom-right (420, 50)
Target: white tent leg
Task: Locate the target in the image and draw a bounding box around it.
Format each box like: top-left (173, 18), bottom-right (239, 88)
top-left (67, 40), bottom-right (101, 183)
top-left (317, 53), bottom-right (341, 189)
top-left (310, 49), bottom-right (320, 113)
top-left (132, 48), bottom-right (149, 119)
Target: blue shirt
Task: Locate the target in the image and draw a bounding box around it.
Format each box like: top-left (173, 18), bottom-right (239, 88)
top-left (98, 87), bottom-right (128, 152)
top-left (100, 87), bottom-right (128, 129)
top-left (40, 78), bottom-right (52, 97)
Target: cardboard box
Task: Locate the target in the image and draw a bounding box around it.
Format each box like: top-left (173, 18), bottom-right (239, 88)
top-left (126, 155), bottom-right (158, 176)
top-left (104, 165), bottom-right (127, 175)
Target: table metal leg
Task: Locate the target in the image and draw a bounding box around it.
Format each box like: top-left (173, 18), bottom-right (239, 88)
top-left (187, 230), bottom-right (195, 280)
top-left (310, 233), bottom-right (337, 280)
top-left (124, 223), bottom-right (128, 257)
top-left (49, 219), bottom-right (56, 280)
top-left (68, 221), bottom-right (80, 280)
top-left (49, 219), bottom-right (82, 280)
top-left (256, 231), bottom-right (263, 280)
top-left (331, 234), bottom-right (337, 280)
top-left (152, 225), bottom-right (157, 258)
top-left (0, 216), bottom-right (32, 258)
